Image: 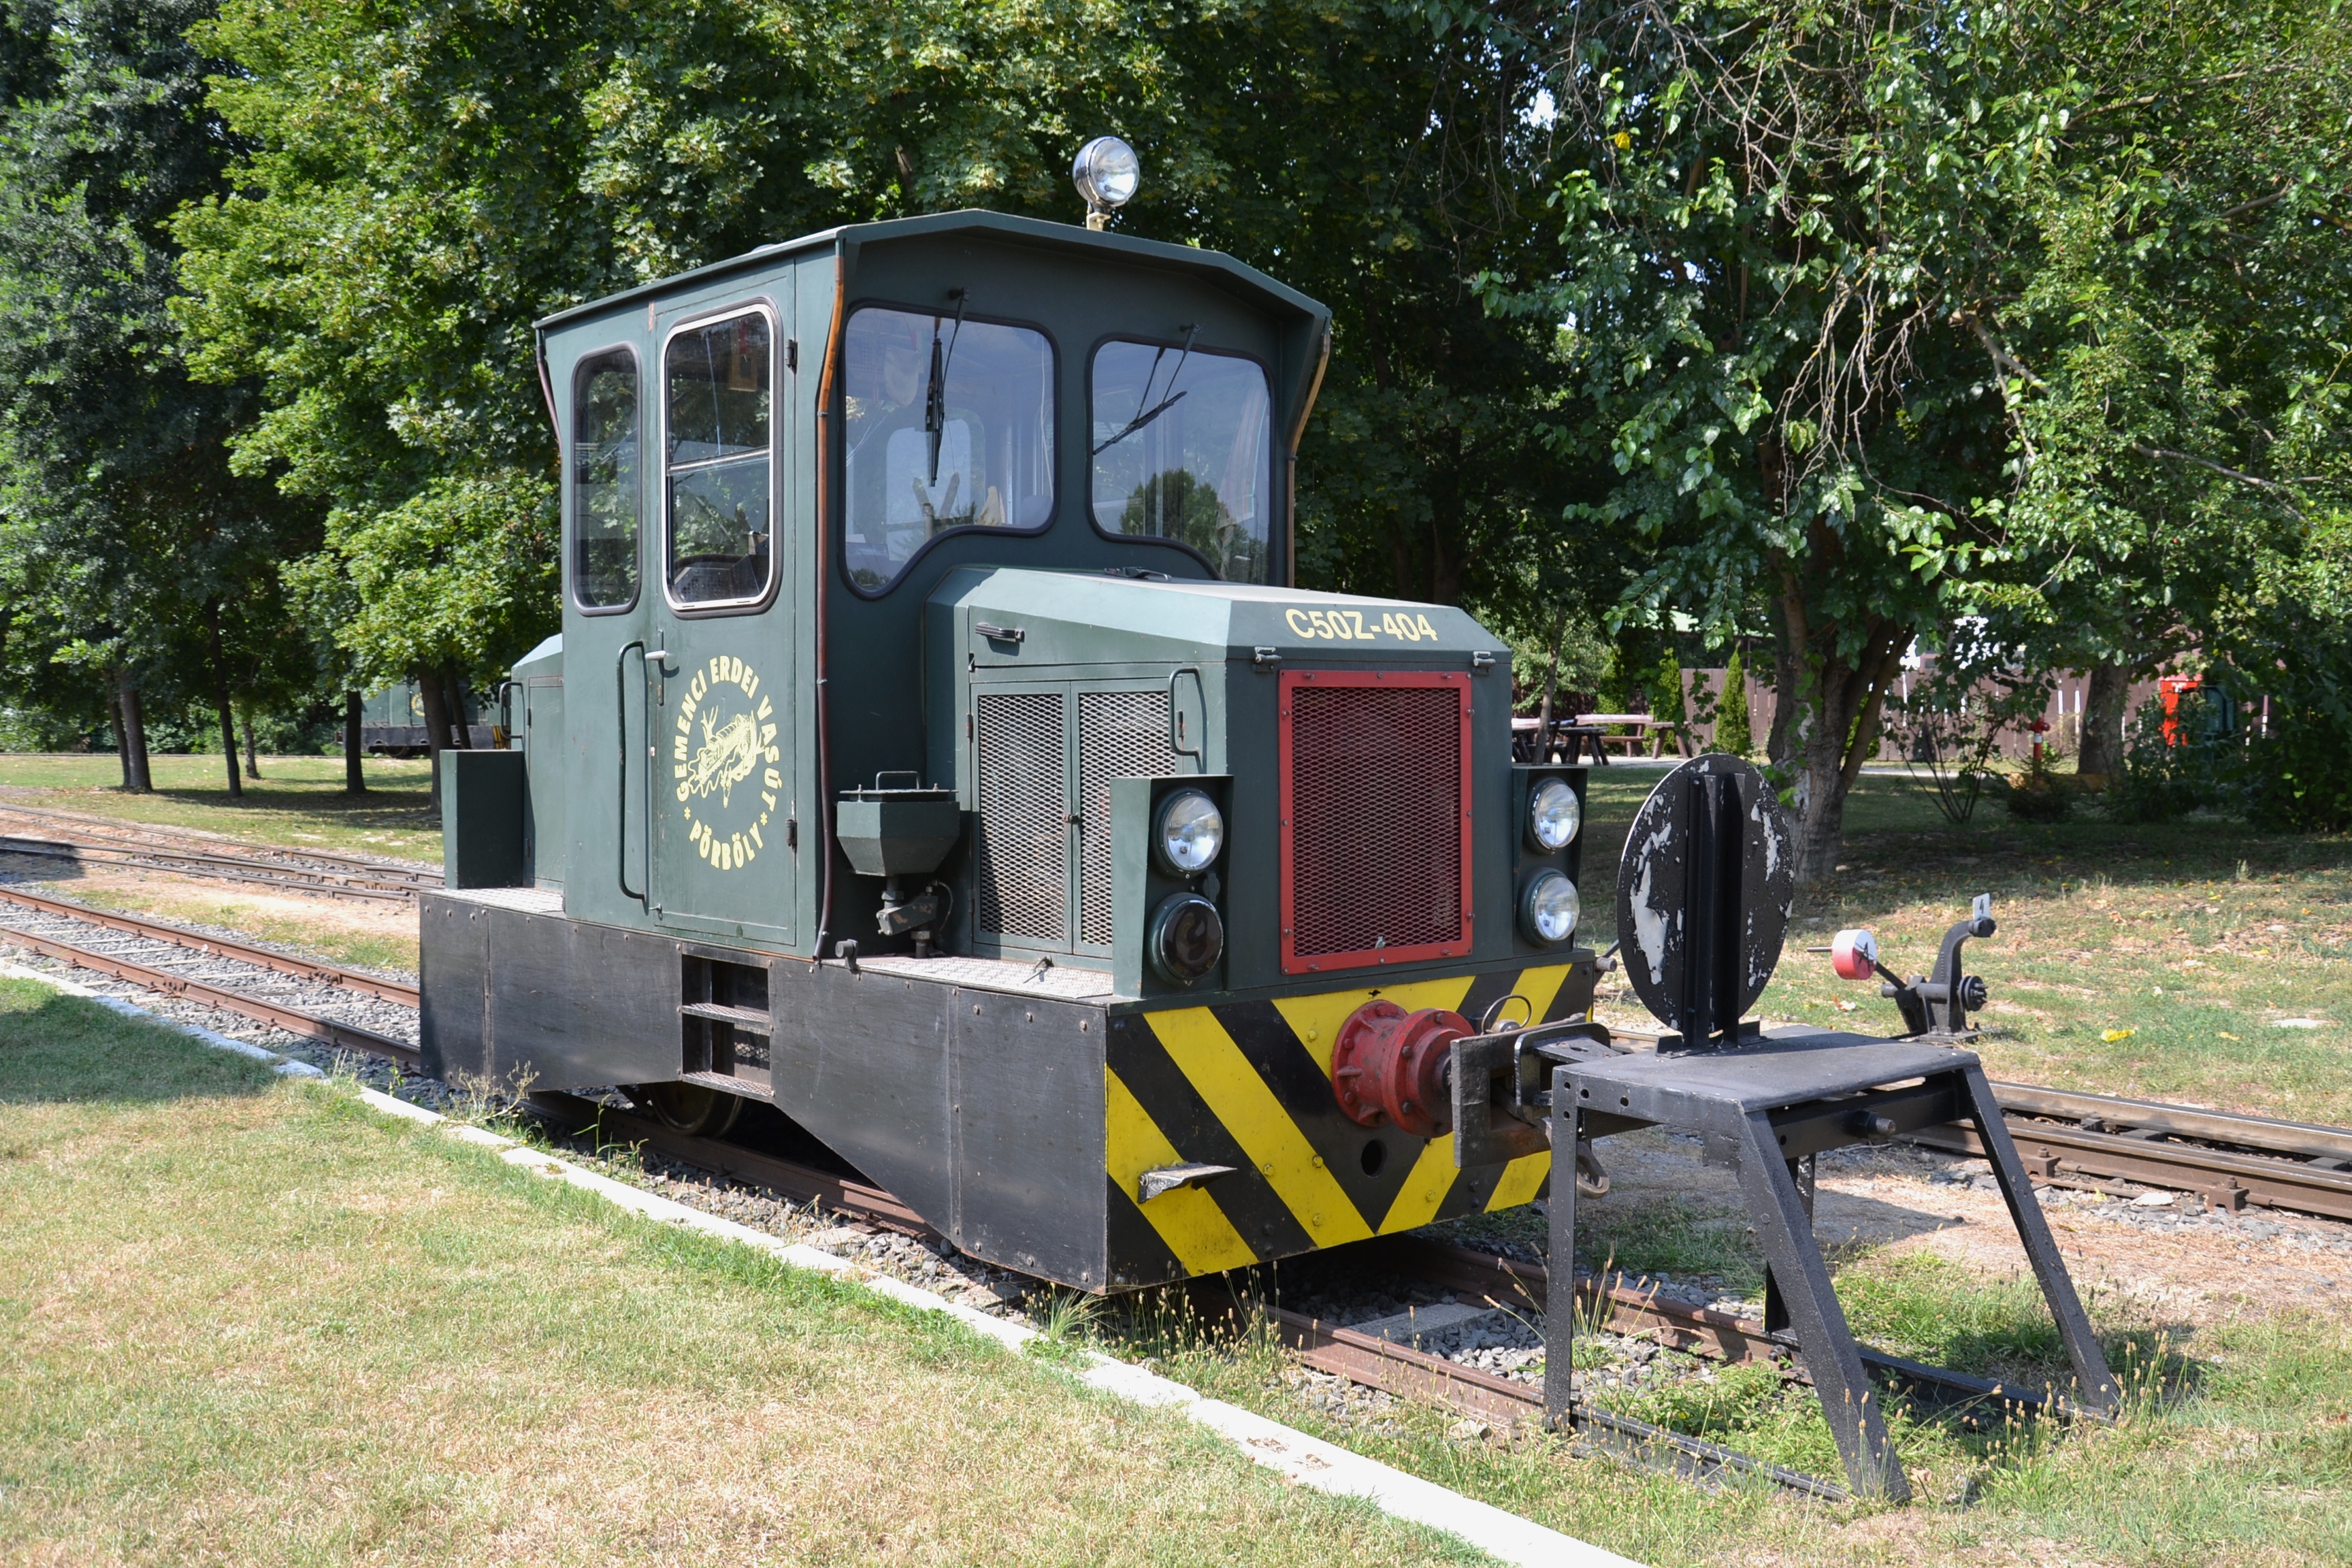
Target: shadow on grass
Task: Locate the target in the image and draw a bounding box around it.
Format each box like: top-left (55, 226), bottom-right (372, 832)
top-left (0, 980), bottom-right (279, 1105)
top-left (120, 785), bottom-right (437, 835)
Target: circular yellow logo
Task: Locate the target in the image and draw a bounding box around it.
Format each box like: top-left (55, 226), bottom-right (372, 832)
top-left (672, 655), bottom-right (779, 872)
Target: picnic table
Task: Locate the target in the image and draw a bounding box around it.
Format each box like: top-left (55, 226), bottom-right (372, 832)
top-left (1512, 715), bottom-right (1610, 764)
top-left (1575, 713), bottom-right (1685, 760)
top-left (1512, 713), bottom-right (1688, 763)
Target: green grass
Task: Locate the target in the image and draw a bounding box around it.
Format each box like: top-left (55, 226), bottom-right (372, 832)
top-left (0, 752), bottom-right (440, 861)
top-left (1083, 1245), bottom-right (2352, 1565)
top-left (0, 977), bottom-right (1485, 1567)
top-left (1579, 766), bottom-right (2352, 1124)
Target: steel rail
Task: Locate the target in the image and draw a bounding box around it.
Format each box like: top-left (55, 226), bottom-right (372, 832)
top-left (0, 836), bottom-right (418, 902)
top-left (0, 829), bottom-right (427, 891)
top-left (1991, 1079), bottom-right (2352, 1163)
top-left (0, 883), bottom-right (419, 1005)
top-left (0, 917), bottom-right (420, 1068)
top-left (1912, 1115), bottom-right (2352, 1221)
top-left (1243, 1301), bottom-right (1852, 1501)
top-left (1371, 1236), bottom-right (2099, 1422)
top-left (0, 802), bottom-right (442, 885)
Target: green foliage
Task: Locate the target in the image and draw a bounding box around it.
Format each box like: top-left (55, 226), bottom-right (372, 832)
top-left (0, 0), bottom-right (318, 752)
top-left (1481, 0), bottom-right (2352, 879)
top-left (2234, 518), bottom-right (2352, 832)
top-left (169, 0), bottom-right (1601, 694)
top-left (1714, 649), bottom-right (1750, 757)
top-left (2005, 752), bottom-right (2075, 823)
top-left (2104, 694), bottom-right (2240, 825)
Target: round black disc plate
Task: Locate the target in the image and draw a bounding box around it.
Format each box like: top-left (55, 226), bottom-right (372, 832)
top-left (1615, 754), bottom-right (1795, 1040)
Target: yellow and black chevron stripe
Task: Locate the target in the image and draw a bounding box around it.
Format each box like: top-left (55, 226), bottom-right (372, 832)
top-left (1102, 958), bottom-right (1598, 1287)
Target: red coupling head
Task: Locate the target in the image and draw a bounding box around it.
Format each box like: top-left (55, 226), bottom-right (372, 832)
top-left (1330, 1000), bottom-right (1469, 1138)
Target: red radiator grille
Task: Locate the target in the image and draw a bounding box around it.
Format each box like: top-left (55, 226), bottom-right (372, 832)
top-left (1279, 670), bottom-right (1473, 975)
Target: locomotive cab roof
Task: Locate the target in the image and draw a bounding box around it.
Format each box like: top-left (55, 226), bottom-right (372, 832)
top-left (535, 207), bottom-right (1332, 599)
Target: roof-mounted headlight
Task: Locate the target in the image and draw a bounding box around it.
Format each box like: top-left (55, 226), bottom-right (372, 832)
top-left (1073, 135), bottom-right (1140, 230)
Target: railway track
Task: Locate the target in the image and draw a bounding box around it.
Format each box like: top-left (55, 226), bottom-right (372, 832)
top-left (0, 889), bottom-right (420, 1066)
top-left (0, 802), bottom-right (438, 901)
top-left (1916, 1081), bottom-right (2352, 1222)
top-left (11, 886), bottom-right (2351, 1496)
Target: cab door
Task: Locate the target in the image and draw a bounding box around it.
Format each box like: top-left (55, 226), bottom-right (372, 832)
top-left (553, 329), bottom-right (658, 934)
top-left (647, 293), bottom-right (800, 948)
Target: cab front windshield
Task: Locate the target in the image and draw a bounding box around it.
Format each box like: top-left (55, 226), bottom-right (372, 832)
top-left (842, 306), bottom-right (1055, 591)
top-left (1091, 340), bottom-right (1272, 583)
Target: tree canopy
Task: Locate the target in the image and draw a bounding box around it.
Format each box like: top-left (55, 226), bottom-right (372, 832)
top-left (0, 0), bottom-right (318, 791)
top-left (1478, 0), bottom-right (2352, 873)
top-left (0, 0), bottom-right (2342, 868)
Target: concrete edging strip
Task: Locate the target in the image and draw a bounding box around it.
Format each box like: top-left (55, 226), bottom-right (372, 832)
top-left (4, 963), bottom-right (1643, 1568)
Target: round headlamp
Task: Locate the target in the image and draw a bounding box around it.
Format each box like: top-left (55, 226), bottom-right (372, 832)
top-left (1153, 787), bottom-right (1224, 875)
top-left (1527, 775), bottom-right (1581, 851)
top-left (1073, 135), bottom-right (1141, 213)
top-left (1149, 892), bottom-right (1224, 985)
top-left (1520, 870), bottom-right (1580, 945)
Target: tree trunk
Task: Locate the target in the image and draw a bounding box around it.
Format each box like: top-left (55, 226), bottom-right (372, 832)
top-left (2078, 661), bottom-right (2131, 779)
top-left (343, 689), bottom-right (367, 795)
top-left (120, 678), bottom-right (152, 793)
top-left (417, 666), bottom-right (451, 809)
top-left (1766, 628), bottom-right (1803, 771)
top-left (1536, 611), bottom-right (1567, 761)
top-left (240, 703), bottom-right (261, 779)
top-left (1775, 582), bottom-right (1908, 886)
top-left (108, 669), bottom-right (130, 789)
top-left (203, 604), bottom-right (242, 800)
top-left (444, 664), bottom-right (473, 748)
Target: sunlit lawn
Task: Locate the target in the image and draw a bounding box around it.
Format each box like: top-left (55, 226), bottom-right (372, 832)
top-left (1580, 765), bottom-right (2352, 1124)
top-left (0, 752), bottom-right (440, 863)
top-left (0, 979), bottom-right (1477, 1567)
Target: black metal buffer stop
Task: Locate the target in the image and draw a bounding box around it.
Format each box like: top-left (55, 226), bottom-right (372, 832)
top-left (1458, 756), bottom-right (2121, 1499)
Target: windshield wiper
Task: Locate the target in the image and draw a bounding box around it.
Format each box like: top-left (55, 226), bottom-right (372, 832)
top-left (1092, 389), bottom-right (1188, 455)
top-left (1092, 323), bottom-right (1196, 456)
top-left (925, 287), bottom-right (968, 485)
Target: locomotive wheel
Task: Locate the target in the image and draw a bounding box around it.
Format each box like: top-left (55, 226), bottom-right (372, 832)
top-left (630, 1080), bottom-right (744, 1138)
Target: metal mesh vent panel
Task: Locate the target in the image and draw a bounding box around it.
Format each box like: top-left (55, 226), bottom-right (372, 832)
top-left (1077, 690), bottom-right (1181, 945)
top-left (974, 691), bottom-right (1066, 942)
top-left (1288, 683), bottom-right (1463, 959)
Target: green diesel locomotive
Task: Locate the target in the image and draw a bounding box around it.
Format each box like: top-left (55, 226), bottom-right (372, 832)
top-left (425, 148), bottom-right (1598, 1290)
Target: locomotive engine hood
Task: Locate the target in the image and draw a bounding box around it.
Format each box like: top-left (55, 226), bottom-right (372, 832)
top-left (924, 565), bottom-right (1556, 1002)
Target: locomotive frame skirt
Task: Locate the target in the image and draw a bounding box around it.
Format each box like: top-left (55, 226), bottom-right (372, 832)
top-left (421, 886), bottom-right (1598, 1290)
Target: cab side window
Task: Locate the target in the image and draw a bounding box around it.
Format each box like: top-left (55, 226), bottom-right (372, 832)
top-left (842, 306), bottom-right (1056, 593)
top-left (666, 310), bottom-right (772, 606)
top-left (571, 348), bottom-right (640, 609)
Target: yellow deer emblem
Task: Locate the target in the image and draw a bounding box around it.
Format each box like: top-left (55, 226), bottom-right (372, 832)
top-left (683, 710), bottom-right (762, 810)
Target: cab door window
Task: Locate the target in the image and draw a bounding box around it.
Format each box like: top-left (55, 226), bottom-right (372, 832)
top-left (666, 309), bottom-right (773, 606)
top-left (1090, 340), bottom-right (1272, 584)
top-left (570, 348), bottom-right (640, 610)
top-left (841, 306), bottom-right (1056, 592)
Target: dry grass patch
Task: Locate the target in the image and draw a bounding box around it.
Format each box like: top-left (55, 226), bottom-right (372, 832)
top-left (0, 979), bottom-right (1482, 1567)
top-left (16, 872), bottom-right (421, 976)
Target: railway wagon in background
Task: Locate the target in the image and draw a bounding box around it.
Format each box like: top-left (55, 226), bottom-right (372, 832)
top-left (423, 165), bottom-right (1599, 1292)
top-left (352, 681), bottom-right (495, 755)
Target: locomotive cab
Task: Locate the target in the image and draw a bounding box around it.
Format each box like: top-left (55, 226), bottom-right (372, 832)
top-left (425, 208), bottom-right (1602, 1290)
